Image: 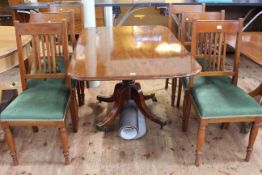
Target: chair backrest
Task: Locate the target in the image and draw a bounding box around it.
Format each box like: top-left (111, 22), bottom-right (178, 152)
top-left (29, 11), bottom-right (76, 49)
top-left (14, 20), bottom-right (70, 90)
top-left (191, 19), bottom-right (243, 85)
top-left (181, 10), bottom-right (225, 47)
top-left (48, 3), bottom-right (84, 34)
top-left (168, 4), bottom-right (205, 38)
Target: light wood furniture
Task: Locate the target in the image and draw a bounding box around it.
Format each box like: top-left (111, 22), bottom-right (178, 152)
top-left (172, 10), bottom-right (225, 107)
top-left (68, 25), bottom-right (201, 131)
top-left (0, 26), bottom-right (31, 73)
top-left (182, 19), bottom-right (262, 166)
top-left (48, 2), bottom-right (84, 34)
top-left (227, 32), bottom-right (262, 67)
top-left (165, 4), bottom-right (205, 101)
top-left (29, 11), bottom-right (76, 48)
top-left (228, 32), bottom-right (262, 132)
top-left (227, 32), bottom-right (262, 98)
top-left (0, 21), bottom-right (78, 165)
top-left (168, 4), bottom-right (206, 39)
top-left (29, 11), bottom-right (86, 106)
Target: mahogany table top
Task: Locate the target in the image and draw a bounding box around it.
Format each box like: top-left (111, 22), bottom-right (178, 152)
top-left (68, 25), bottom-right (201, 81)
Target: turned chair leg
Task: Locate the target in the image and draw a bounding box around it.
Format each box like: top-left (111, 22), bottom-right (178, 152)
top-left (70, 90), bottom-right (79, 133)
top-left (165, 78), bottom-right (169, 89)
top-left (245, 122), bottom-right (260, 162)
top-left (195, 121), bottom-right (207, 166)
top-left (171, 78), bottom-right (177, 107)
top-left (59, 127), bottom-right (70, 165)
top-left (76, 80), bottom-right (85, 106)
top-left (32, 126), bottom-right (39, 133)
top-left (220, 123), bottom-right (230, 129)
top-left (176, 78), bottom-right (182, 108)
top-left (3, 126), bottom-right (18, 165)
top-left (182, 90), bottom-right (191, 132)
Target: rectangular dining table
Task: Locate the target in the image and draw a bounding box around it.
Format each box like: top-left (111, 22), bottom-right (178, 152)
top-left (68, 25), bottom-right (201, 131)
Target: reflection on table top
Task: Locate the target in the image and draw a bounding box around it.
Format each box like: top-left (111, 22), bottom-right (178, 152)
top-left (227, 32), bottom-right (262, 66)
top-left (68, 25), bottom-right (201, 81)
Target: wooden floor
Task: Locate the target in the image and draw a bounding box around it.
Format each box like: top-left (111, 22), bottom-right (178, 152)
top-left (0, 54), bottom-right (261, 175)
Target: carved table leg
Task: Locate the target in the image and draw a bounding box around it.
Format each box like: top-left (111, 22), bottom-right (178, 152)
top-left (96, 80), bottom-right (166, 131)
top-left (135, 82), bottom-right (157, 102)
top-left (131, 85), bottom-right (166, 129)
top-left (97, 82), bottom-right (123, 103)
top-left (96, 87), bottom-right (127, 131)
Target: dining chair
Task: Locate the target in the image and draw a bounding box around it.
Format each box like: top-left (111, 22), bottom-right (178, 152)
top-left (0, 21), bottom-right (78, 165)
top-left (30, 11), bottom-right (85, 106)
top-left (48, 3), bottom-right (84, 35)
top-left (182, 19), bottom-right (262, 166)
top-left (165, 3), bottom-right (205, 98)
top-left (30, 11), bottom-right (76, 47)
top-left (168, 3), bottom-right (206, 39)
top-left (48, 4), bottom-right (87, 106)
top-left (172, 10), bottom-right (225, 107)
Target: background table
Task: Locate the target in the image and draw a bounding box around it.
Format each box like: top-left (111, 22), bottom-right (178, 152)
top-left (227, 32), bottom-right (262, 97)
top-left (0, 26), bottom-right (31, 74)
top-left (68, 25), bottom-right (201, 130)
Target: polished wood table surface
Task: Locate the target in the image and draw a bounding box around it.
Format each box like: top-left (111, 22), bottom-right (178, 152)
top-left (228, 32), bottom-right (262, 98)
top-left (68, 25), bottom-right (201, 130)
top-left (0, 26), bottom-right (31, 73)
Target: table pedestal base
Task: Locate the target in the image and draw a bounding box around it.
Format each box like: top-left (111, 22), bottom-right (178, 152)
top-left (96, 80), bottom-right (166, 131)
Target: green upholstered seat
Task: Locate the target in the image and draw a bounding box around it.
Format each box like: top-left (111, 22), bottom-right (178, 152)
top-left (0, 86), bottom-right (70, 121)
top-left (191, 76), bottom-right (262, 118)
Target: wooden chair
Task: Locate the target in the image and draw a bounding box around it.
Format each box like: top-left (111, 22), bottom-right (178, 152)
top-left (168, 3), bottom-right (206, 39)
top-left (30, 11), bottom-right (85, 106)
top-left (30, 11), bottom-right (76, 48)
top-left (48, 4), bottom-right (87, 106)
top-left (172, 10), bottom-right (225, 107)
top-left (48, 2), bottom-right (84, 34)
top-left (0, 21), bottom-right (78, 165)
top-left (165, 4), bottom-right (205, 99)
top-left (182, 19), bottom-right (262, 166)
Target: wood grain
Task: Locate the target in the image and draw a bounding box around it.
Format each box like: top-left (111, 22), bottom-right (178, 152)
top-left (227, 32), bottom-right (262, 66)
top-left (0, 26), bottom-right (31, 73)
top-left (68, 26), bottom-right (201, 81)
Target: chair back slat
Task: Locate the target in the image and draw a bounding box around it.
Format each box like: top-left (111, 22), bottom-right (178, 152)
top-left (14, 21), bottom-right (69, 90)
top-left (30, 12), bottom-right (76, 49)
top-left (181, 10), bottom-right (225, 47)
top-left (191, 19), bottom-right (243, 85)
